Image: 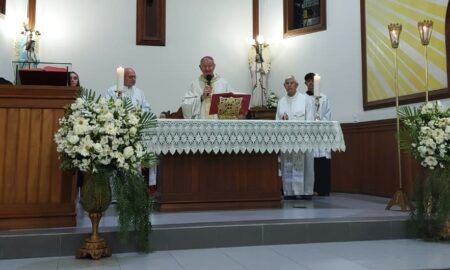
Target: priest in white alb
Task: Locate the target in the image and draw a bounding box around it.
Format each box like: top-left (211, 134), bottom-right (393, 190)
top-left (104, 67), bottom-right (155, 189)
top-left (105, 67), bottom-right (151, 112)
top-left (276, 75), bottom-right (315, 200)
top-left (181, 56), bottom-right (233, 119)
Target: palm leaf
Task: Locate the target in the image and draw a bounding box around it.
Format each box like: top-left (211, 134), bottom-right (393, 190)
top-left (79, 87), bottom-right (98, 102)
top-left (122, 97), bottom-right (135, 112)
top-left (398, 105), bottom-right (418, 120)
top-left (139, 111), bottom-right (157, 130)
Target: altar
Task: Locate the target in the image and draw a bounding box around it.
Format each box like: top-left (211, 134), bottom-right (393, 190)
top-left (145, 119), bottom-right (346, 212)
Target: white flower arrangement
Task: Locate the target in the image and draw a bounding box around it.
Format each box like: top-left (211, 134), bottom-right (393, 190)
top-left (266, 91), bottom-right (278, 109)
top-left (54, 88), bottom-right (157, 251)
top-left (399, 101), bottom-right (450, 170)
top-left (54, 88), bottom-right (156, 174)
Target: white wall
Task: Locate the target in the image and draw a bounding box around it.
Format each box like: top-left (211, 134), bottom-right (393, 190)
top-left (0, 0), bottom-right (27, 82)
top-left (1, 0), bottom-right (446, 122)
top-left (259, 0), bottom-right (403, 122)
top-left (0, 0), bottom-right (253, 114)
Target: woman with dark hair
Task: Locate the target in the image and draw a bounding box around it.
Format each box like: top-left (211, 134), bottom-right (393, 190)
top-left (68, 71), bottom-right (80, 87)
top-left (69, 71), bottom-right (83, 196)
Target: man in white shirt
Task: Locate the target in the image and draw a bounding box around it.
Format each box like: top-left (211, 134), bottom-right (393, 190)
top-left (181, 56), bottom-right (233, 119)
top-left (305, 72), bottom-right (331, 196)
top-left (276, 75), bottom-right (315, 200)
top-left (105, 67), bottom-right (151, 112)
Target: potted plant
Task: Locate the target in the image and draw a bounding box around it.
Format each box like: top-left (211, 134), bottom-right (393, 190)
top-left (54, 88), bottom-right (157, 259)
top-left (399, 101), bottom-right (450, 240)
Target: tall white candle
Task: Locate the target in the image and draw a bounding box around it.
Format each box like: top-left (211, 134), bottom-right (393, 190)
top-left (313, 74), bottom-right (321, 97)
top-left (116, 67), bottom-right (124, 91)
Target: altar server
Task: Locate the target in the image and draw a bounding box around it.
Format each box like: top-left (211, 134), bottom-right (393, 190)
top-left (304, 72), bottom-right (332, 196)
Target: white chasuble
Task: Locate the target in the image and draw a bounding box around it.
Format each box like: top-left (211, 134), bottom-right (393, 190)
top-left (181, 74), bottom-right (233, 119)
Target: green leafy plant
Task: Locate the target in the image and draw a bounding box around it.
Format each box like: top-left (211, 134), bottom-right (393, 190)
top-left (410, 168), bottom-right (450, 240)
top-left (398, 101), bottom-right (450, 240)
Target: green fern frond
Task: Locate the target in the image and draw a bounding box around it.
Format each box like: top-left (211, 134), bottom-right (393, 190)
top-left (111, 170), bottom-right (153, 251)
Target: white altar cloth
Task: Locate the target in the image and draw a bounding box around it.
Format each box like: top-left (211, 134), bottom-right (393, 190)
top-left (144, 119), bottom-right (346, 155)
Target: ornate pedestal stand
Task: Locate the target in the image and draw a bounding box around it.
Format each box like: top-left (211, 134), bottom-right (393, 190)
top-left (76, 212), bottom-right (111, 259)
top-left (76, 173), bottom-right (112, 260)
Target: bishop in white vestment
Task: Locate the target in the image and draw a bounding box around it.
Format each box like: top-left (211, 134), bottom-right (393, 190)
top-left (276, 76), bottom-right (315, 198)
top-left (181, 56), bottom-right (233, 119)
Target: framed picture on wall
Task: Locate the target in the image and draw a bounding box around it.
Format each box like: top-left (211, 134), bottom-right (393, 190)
top-left (0, 0), bottom-right (6, 15)
top-left (136, 0), bottom-right (166, 46)
top-left (283, 0), bottom-right (326, 38)
top-left (361, 0), bottom-right (450, 110)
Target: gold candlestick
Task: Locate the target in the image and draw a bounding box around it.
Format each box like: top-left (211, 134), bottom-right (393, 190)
top-left (385, 23), bottom-right (409, 212)
top-left (418, 20), bottom-right (433, 103)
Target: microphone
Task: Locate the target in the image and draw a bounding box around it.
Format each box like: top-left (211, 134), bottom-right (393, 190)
top-left (205, 74), bottom-right (213, 86)
top-left (205, 74), bottom-right (213, 97)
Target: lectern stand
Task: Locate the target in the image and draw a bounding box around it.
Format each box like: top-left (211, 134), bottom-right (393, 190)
top-left (0, 85), bottom-right (78, 229)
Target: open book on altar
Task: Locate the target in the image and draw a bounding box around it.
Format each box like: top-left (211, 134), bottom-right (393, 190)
top-left (209, 92), bottom-right (251, 116)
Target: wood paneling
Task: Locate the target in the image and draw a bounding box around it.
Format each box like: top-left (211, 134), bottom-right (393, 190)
top-left (331, 119), bottom-right (422, 197)
top-left (157, 152), bottom-right (281, 211)
top-left (0, 85), bottom-right (77, 229)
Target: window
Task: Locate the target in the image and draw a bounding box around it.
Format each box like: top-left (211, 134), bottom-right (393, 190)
top-left (283, 0), bottom-right (326, 38)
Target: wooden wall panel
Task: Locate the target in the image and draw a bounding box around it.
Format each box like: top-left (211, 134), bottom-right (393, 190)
top-left (27, 109), bottom-right (43, 204)
top-left (331, 119), bottom-right (422, 197)
top-left (0, 109), bottom-right (5, 204)
top-left (158, 153), bottom-right (281, 211)
top-left (0, 85), bottom-right (78, 229)
top-left (50, 110), bottom-right (65, 203)
top-left (16, 109), bottom-right (31, 204)
top-left (4, 109), bottom-right (19, 203)
top-left (38, 109), bottom-right (54, 203)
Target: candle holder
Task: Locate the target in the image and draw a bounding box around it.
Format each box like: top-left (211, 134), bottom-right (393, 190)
top-left (115, 89), bottom-right (123, 98)
top-left (385, 23), bottom-right (409, 212)
top-left (314, 96), bottom-right (321, 121)
top-left (418, 20), bottom-right (433, 103)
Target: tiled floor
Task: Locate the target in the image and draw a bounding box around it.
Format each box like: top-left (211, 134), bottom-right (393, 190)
top-left (2, 193), bottom-right (450, 269)
top-left (2, 239), bottom-right (450, 270)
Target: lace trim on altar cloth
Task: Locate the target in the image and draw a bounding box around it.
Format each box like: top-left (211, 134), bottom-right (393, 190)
top-left (143, 119), bottom-right (346, 155)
